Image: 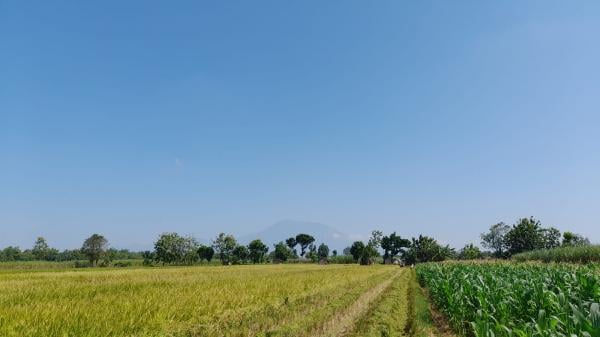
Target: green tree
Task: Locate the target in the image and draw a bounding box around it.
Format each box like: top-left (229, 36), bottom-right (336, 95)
top-left (181, 236), bottom-right (199, 265)
top-left (562, 231), bottom-right (590, 247)
top-left (359, 244), bottom-right (379, 265)
top-left (153, 232), bottom-right (186, 265)
top-left (295, 234), bottom-right (315, 257)
top-left (32, 237), bottom-right (50, 260)
top-left (504, 217), bottom-right (544, 255)
top-left (0, 246), bottom-right (22, 261)
top-left (480, 222), bottom-right (510, 258)
top-left (231, 245), bottom-right (249, 264)
top-left (197, 245), bottom-right (214, 263)
top-left (317, 243), bottom-right (329, 260)
top-left (212, 233), bottom-right (237, 265)
top-left (247, 239), bottom-right (269, 263)
top-left (349, 241), bottom-right (365, 262)
top-left (369, 230), bottom-right (383, 249)
top-left (458, 243), bottom-right (482, 260)
top-left (272, 241), bottom-right (294, 262)
top-left (81, 234), bottom-right (108, 266)
top-left (332, 249), bottom-right (338, 257)
top-left (541, 227), bottom-right (561, 249)
top-left (380, 232), bottom-right (410, 261)
top-left (56, 249), bottom-right (83, 261)
top-left (285, 237), bottom-right (297, 256)
top-left (142, 250), bottom-right (155, 266)
top-left (307, 243), bottom-right (318, 262)
top-left (404, 235), bottom-right (453, 264)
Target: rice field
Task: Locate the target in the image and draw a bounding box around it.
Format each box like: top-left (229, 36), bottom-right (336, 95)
top-left (0, 264), bottom-right (417, 337)
top-left (416, 262), bottom-right (600, 337)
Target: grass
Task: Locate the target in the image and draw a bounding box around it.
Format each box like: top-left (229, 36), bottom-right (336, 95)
top-left (512, 244), bottom-right (600, 263)
top-left (0, 264), bottom-right (419, 337)
top-left (406, 269), bottom-right (438, 337)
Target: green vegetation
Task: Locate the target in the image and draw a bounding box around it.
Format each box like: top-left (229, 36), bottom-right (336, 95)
top-left (406, 270), bottom-right (437, 337)
top-left (348, 268), bottom-right (410, 337)
top-left (416, 262), bottom-right (600, 337)
top-left (513, 244), bottom-right (600, 263)
top-left (480, 217), bottom-right (592, 259)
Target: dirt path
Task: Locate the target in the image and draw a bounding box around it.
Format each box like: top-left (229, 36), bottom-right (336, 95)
top-left (311, 269), bottom-right (404, 337)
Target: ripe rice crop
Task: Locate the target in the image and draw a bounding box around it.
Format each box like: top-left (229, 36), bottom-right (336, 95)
top-left (0, 264), bottom-right (408, 337)
top-left (416, 262), bottom-right (600, 337)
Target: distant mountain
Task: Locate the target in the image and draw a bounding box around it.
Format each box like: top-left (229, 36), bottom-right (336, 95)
top-left (239, 220), bottom-right (353, 252)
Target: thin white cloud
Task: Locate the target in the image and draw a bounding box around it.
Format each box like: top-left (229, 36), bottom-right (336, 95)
top-left (349, 234), bottom-right (368, 242)
top-left (175, 157), bottom-right (184, 168)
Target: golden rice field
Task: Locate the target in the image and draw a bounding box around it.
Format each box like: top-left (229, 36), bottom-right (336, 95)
top-left (0, 264), bottom-right (422, 337)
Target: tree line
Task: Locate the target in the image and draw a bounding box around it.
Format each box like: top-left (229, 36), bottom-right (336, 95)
top-left (147, 232), bottom-right (333, 265)
top-left (0, 235), bottom-right (140, 265)
top-left (0, 216), bottom-right (592, 265)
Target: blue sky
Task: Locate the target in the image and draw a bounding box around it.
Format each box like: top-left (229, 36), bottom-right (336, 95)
top-left (1, 1), bottom-right (599, 250)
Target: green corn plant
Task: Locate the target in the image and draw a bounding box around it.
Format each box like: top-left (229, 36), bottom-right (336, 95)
top-left (416, 262), bottom-right (600, 337)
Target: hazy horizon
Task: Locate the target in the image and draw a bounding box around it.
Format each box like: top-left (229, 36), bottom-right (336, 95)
top-left (2, 2), bottom-right (599, 251)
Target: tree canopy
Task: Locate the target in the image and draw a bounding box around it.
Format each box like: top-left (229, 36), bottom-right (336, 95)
top-left (81, 234), bottom-right (108, 266)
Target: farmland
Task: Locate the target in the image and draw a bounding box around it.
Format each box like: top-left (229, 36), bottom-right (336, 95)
top-left (0, 264), bottom-right (422, 337)
top-left (4, 258), bottom-right (600, 337)
top-left (416, 262), bottom-right (600, 337)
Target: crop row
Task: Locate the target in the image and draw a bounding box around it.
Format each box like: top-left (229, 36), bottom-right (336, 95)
top-left (416, 263), bottom-right (600, 337)
top-left (0, 265), bottom-right (396, 337)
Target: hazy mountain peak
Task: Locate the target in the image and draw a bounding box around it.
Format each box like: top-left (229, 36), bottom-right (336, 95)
top-left (239, 220), bottom-right (352, 251)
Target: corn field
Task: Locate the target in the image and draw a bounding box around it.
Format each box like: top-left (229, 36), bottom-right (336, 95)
top-left (416, 262), bottom-right (600, 337)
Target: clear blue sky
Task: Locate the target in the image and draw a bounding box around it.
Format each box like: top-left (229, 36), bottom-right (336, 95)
top-left (1, 1), bottom-right (599, 250)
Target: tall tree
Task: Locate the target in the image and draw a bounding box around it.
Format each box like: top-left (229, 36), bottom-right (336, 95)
top-left (272, 242), bottom-right (294, 262)
top-left (541, 227), bottom-right (561, 249)
top-left (481, 222), bottom-right (510, 258)
top-left (32, 237), bottom-right (50, 260)
top-left (317, 243), bottom-right (329, 260)
top-left (231, 245), bottom-right (249, 264)
top-left (197, 245), bottom-right (214, 263)
top-left (212, 233), bottom-right (237, 265)
top-left (295, 234), bottom-right (315, 257)
top-left (154, 232), bottom-right (186, 265)
top-left (504, 217), bottom-right (544, 255)
top-left (404, 235), bottom-right (453, 264)
top-left (81, 234), bottom-right (108, 266)
top-left (181, 236), bottom-right (199, 265)
top-left (248, 239), bottom-right (269, 263)
top-left (307, 243), bottom-right (318, 262)
top-left (349, 241), bottom-right (365, 262)
top-left (380, 232), bottom-right (410, 261)
top-left (285, 237), bottom-right (297, 256)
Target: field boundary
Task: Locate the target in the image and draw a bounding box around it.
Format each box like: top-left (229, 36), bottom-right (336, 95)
top-left (312, 268), bottom-right (403, 337)
top-left (406, 270), bottom-right (457, 337)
